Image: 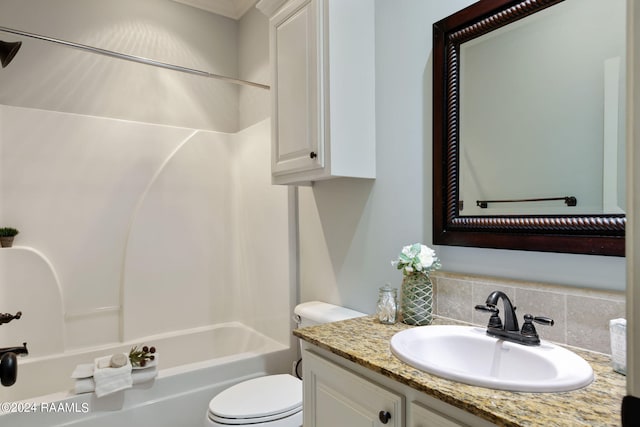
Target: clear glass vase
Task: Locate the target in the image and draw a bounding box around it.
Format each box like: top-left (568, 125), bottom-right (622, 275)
top-left (400, 272), bottom-right (433, 325)
top-left (376, 284), bottom-right (398, 324)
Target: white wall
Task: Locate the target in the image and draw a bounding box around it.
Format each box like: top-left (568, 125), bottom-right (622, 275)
top-left (0, 0), bottom-right (242, 132)
top-left (298, 0), bottom-right (626, 316)
top-left (238, 6), bottom-right (271, 129)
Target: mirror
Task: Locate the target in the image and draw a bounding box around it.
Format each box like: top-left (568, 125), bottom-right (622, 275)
top-left (432, 0), bottom-right (625, 256)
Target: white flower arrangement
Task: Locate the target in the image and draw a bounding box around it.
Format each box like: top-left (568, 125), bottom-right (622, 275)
top-left (392, 243), bottom-right (441, 276)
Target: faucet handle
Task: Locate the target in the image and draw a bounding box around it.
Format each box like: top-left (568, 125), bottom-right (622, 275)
top-left (531, 315), bottom-right (554, 326)
top-left (0, 312), bottom-right (21, 326)
top-left (474, 304), bottom-right (498, 314)
top-left (475, 304), bottom-right (502, 329)
top-left (0, 352), bottom-right (17, 386)
top-left (521, 314), bottom-right (554, 338)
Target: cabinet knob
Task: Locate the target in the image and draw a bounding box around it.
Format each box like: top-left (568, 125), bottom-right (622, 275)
top-left (378, 410), bottom-right (391, 424)
top-left (309, 151), bottom-right (317, 159)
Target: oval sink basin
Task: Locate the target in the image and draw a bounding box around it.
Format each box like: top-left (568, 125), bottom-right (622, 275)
top-left (390, 325), bottom-right (593, 392)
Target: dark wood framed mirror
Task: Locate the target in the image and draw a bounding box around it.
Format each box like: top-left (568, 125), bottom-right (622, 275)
top-left (433, 0), bottom-right (625, 256)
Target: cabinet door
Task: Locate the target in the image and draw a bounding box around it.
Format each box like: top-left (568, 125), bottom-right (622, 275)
top-left (271, 0), bottom-right (323, 178)
top-left (303, 350), bottom-right (403, 427)
top-left (409, 401), bottom-right (464, 427)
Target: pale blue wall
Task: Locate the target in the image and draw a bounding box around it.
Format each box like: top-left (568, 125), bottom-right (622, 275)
top-left (298, 0), bottom-right (625, 316)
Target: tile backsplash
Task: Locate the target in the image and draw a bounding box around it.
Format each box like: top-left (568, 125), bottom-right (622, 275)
top-left (432, 271), bottom-right (625, 354)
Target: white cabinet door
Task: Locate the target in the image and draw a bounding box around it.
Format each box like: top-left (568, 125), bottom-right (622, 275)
top-left (267, 0), bottom-right (375, 185)
top-left (409, 401), bottom-right (464, 427)
top-left (303, 350), bottom-right (403, 427)
top-left (270, 0), bottom-right (323, 178)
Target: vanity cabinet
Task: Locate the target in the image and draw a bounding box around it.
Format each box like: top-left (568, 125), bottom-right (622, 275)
top-left (409, 401), bottom-right (465, 427)
top-left (262, 0), bottom-right (375, 185)
top-left (303, 350), bottom-right (403, 426)
top-left (302, 347), bottom-right (489, 427)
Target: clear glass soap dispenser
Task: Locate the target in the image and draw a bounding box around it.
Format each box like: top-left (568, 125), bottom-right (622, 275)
top-left (376, 284), bottom-right (398, 324)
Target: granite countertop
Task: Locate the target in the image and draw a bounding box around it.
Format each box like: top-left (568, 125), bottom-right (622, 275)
top-left (293, 315), bottom-right (626, 427)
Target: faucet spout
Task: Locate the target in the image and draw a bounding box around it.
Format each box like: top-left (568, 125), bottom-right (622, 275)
top-left (476, 291), bottom-right (554, 346)
top-left (0, 343), bottom-right (27, 387)
top-left (0, 342), bottom-right (28, 358)
top-left (485, 291), bottom-right (519, 332)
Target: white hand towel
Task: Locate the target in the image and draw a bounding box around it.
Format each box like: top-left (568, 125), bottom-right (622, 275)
top-left (74, 377), bottom-right (96, 394)
top-left (74, 355), bottom-right (159, 395)
top-left (93, 353), bottom-right (133, 398)
top-left (71, 363), bottom-right (95, 379)
top-left (130, 365), bottom-right (158, 384)
top-left (74, 367), bottom-right (158, 394)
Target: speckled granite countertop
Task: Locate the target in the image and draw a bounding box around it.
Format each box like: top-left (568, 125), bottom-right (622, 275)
top-left (293, 316), bottom-right (625, 427)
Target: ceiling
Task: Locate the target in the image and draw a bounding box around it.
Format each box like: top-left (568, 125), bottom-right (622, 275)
top-left (171, 0), bottom-right (257, 20)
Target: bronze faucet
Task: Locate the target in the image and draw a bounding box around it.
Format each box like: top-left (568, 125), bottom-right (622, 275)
top-left (475, 291), bottom-right (554, 346)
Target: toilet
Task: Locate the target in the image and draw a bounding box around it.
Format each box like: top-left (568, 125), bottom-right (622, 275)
top-left (204, 301), bottom-right (365, 427)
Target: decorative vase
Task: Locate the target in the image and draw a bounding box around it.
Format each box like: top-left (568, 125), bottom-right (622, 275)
top-left (400, 272), bottom-right (433, 325)
top-left (0, 236), bottom-right (14, 248)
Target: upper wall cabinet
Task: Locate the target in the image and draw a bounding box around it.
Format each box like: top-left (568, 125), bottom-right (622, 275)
top-left (259, 0), bottom-right (376, 185)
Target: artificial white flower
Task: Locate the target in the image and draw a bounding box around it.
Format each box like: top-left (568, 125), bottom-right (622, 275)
top-left (418, 246), bottom-right (435, 269)
top-left (392, 243), bottom-right (441, 276)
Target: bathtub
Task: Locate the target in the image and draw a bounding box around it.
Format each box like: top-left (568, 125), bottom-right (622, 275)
top-left (0, 322), bottom-right (291, 427)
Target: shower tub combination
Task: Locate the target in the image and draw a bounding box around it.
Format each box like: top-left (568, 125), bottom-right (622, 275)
top-left (0, 322), bottom-right (290, 427)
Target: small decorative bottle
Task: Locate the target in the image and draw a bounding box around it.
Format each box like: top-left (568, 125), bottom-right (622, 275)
top-left (376, 284), bottom-right (398, 324)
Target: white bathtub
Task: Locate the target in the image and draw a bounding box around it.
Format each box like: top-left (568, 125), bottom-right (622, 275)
top-left (0, 322), bottom-right (291, 427)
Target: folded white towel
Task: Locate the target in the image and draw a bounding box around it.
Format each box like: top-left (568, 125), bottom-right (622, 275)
top-left (93, 353), bottom-right (133, 398)
top-left (74, 367), bottom-right (158, 394)
top-left (73, 355), bottom-right (159, 395)
top-left (132, 364), bottom-right (158, 382)
top-left (74, 377), bottom-right (96, 394)
top-left (71, 363), bottom-right (94, 379)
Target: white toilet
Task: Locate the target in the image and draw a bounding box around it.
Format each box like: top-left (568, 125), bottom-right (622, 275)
top-left (204, 301), bottom-right (365, 427)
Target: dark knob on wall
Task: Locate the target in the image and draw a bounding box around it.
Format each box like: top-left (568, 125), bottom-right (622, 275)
top-left (309, 151), bottom-right (317, 159)
top-left (379, 410), bottom-right (391, 424)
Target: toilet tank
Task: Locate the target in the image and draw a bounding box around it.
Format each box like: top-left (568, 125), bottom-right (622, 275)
top-left (294, 301), bottom-right (365, 328)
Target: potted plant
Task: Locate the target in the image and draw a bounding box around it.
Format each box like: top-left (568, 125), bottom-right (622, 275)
top-left (0, 228), bottom-right (19, 248)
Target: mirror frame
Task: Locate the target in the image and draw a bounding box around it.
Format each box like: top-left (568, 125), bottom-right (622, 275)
top-left (432, 0), bottom-right (625, 256)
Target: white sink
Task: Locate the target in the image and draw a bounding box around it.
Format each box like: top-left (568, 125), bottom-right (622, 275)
top-left (390, 325), bottom-right (593, 392)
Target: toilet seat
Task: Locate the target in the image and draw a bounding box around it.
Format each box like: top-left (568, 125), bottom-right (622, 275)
top-left (207, 374), bottom-right (302, 425)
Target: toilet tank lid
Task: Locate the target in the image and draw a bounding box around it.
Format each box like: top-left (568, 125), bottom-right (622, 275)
top-left (294, 301), bottom-right (365, 324)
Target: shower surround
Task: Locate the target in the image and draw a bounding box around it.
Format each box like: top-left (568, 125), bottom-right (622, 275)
top-left (0, 106), bottom-right (293, 375)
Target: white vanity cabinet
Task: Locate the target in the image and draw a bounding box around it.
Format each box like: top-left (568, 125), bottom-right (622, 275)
top-left (303, 350), bottom-right (403, 426)
top-left (301, 346), bottom-right (494, 427)
top-left (408, 401), bottom-right (466, 427)
top-left (259, 0), bottom-right (375, 185)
